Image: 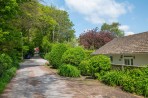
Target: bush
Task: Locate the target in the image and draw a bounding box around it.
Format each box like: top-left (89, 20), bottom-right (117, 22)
top-left (44, 52), bottom-right (50, 61)
top-left (0, 53), bottom-right (17, 94)
top-left (84, 50), bottom-right (94, 59)
top-left (0, 82), bottom-right (6, 93)
top-left (122, 78), bottom-right (136, 93)
top-left (62, 47), bottom-right (86, 66)
top-left (142, 68), bottom-right (148, 75)
top-left (95, 73), bottom-right (103, 80)
top-left (101, 71), bottom-right (125, 86)
top-left (0, 67), bottom-right (17, 94)
top-left (78, 60), bottom-right (91, 76)
top-left (6, 67), bottom-right (17, 77)
top-left (58, 64), bottom-right (80, 77)
top-left (49, 44), bottom-right (68, 68)
top-left (9, 50), bottom-right (19, 68)
top-left (89, 55), bottom-right (111, 76)
top-left (0, 54), bottom-right (12, 76)
top-left (129, 69), bottom-right (144, 78)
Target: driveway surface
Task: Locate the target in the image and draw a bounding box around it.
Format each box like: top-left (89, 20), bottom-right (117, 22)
top-left (0, 57), bottom-right (143, 98)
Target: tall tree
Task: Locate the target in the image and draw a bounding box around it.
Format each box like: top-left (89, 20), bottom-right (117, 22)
top-left (101, 22), bottom-right (124, 37)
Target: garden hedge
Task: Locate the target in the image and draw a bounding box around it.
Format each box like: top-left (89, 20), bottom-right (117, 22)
top-left (62, 47), bottom-right (86, 66)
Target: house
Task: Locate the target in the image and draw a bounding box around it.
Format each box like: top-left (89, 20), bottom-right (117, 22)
top-left (92, 32), bottom-right (148, 66)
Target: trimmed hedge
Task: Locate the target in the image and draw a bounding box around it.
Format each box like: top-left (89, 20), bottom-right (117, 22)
top-left (78, 60), bottom-right (91, 76)
top-left (62, 47), bottom-right (86, 66)
top-left (84, 50), bottom-right (94, 59)
top-left (89, 55), bottom-right (111, 77)
top-left (58, 64), bottom-right (80, 77)
top-left (49, 44), bottom-right (68, 68)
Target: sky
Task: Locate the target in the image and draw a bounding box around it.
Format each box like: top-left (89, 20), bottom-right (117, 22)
top-left (41, 0), bottom-right (148, 37)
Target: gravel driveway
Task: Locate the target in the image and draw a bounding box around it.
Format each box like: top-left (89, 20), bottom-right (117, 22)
top-left (0, 57), bottom-right (143, 98)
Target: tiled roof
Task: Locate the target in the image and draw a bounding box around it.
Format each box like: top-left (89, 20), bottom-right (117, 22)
top-left (92, 32), bottom-right (148, 55)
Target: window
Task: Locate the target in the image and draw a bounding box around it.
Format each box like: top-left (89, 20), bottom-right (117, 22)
top-left (110, 56), bottom-right (113, 62)
top-left (124, 58), bottom-right (133, 65)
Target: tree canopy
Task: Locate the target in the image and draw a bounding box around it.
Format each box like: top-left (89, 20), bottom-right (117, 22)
top-left (101, 22), bottom-right (124, 37)
top-left (79, 28), bottom-right (115, 50)
top-left (0, 0), bottom-right (75, 58)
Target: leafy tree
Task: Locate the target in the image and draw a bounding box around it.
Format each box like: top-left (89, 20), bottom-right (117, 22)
top-left (10, 1), bottom-right (75, 55)
top-left (41, 36), bottom-right (52, 53)
top-left (79, 29), bottom-right (115, 49)
top-left (101, 22), bottom-right (124, 37)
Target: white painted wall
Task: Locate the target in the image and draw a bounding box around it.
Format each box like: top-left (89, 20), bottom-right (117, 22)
top-left (107, 54), bottom-right (148, 66)
top-left (134, 54), bottom-right (148, 66)
top-left (112, 54), bottom-right (124, 65)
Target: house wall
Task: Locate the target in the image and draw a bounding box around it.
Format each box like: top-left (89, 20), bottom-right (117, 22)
top-left (111, 55), bottom-right (124, 65)
top-left (107, 54), bottom-right (148, 66)
top-left (134, 54), bottom-right (148, 66)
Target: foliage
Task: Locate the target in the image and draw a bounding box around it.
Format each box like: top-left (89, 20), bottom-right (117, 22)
top-left (58, 64), bottom-right (80, 77)
top-left (78, 60), bottom-right (91, 76)
top-left (41, 36), bottom-right (52, 54)
top-left (89, 55), bottom-right (111, 77)
top-left (62, 47), bottom-right (86, 66)
top-left (44, 52), bottom-right (50, 61)
top-left (96, 67), bottom-right (148, 97)
top-left (84, 50), bottom-right (94, 59)
top-left (0, 54), bottom-right (12, 76)
top-left (0, 0), bottom-right (75, 94)
top-left (16, 1), bottom-right (75, 49)
top-left (79, 29), bottom-right (115, 49)
top-left (49, 44), bottom-right (68, 68)
top-left (0, 54), bottom-right (17, 94)
top-left (101, 22), bottom-right (124, 37)
top-left (0, 67), bottom-right (17, 93)
top-left (129, 68), bottom-right (144, 78)
top-left (101, 71), bottom-right (125, 86)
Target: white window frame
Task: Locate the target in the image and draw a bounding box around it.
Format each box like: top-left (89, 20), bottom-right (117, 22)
top-left (124, 57), bottom-right (133, 65)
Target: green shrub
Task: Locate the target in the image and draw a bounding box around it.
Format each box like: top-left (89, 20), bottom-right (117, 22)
top-left (62, 47), bottom-right (86, 66)
top-left (0, 54), bottom-right (12, 76)
top-left (0, 67), bottom-right (17, 94)
top-left (49, 44), bottom-right (68, 68)
top-left (142, 68), bottom-right (148, 75)
top-left (101, 71), bottom-right (125, 86)
top-left (6, 67), bottom-right (17, 77)
top-left (44, 52), bottom-right (50, 61)
top-left (129, 69), bottom-right (144, 78)
top-left (78, 60), bottom-right (91, 76)
top-left (95, 73), bottom-right (103, 80)
top-left (143, 79), bottom-right (148, 97)
top-left (89, 55), bottom-right (111, 76)
top-left (84, 50), bottom-right (94, 59)
top-left (58, 64), bottom-right (80, 77)
top-left (0, 82), bottom-right (6, 93)
top-left (122, 78), bottom-right (136, 93)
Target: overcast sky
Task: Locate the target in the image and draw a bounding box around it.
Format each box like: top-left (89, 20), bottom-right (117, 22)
top-left (42, 0), bottom-right (148, 37)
